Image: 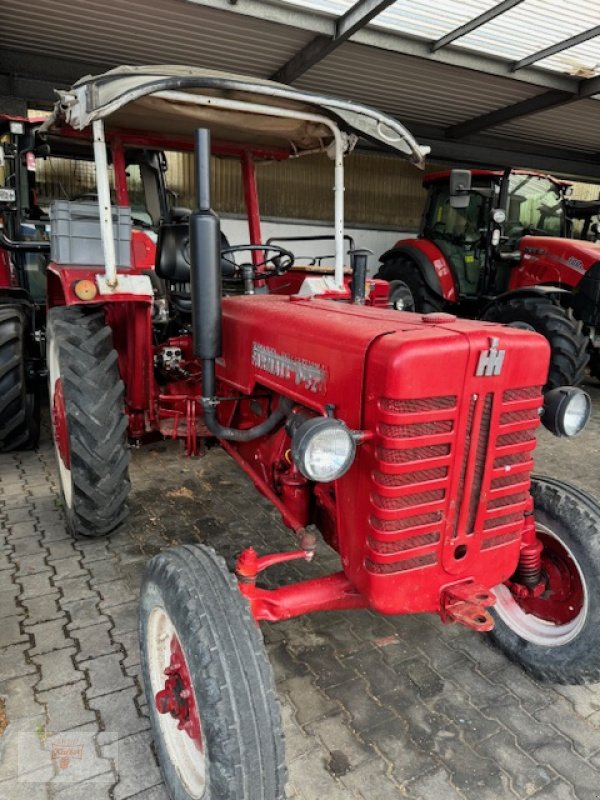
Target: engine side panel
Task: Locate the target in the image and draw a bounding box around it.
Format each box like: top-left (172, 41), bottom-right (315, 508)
top-left (509, 236), bottom-right (600, 290)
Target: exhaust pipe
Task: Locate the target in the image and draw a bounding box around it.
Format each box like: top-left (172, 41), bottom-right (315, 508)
top-left (191, 128), bottom-right (290, 442)
top-left (349, 248), bottom-right (372, 305)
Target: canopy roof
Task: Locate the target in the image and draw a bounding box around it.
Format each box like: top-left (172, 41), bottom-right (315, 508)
top-left (43, 65), bottom-right (428, 166)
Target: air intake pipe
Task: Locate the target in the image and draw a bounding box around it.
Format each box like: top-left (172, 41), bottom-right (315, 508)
top-left (190, 128), bottom-right (291, 441)
top-left (349, 248), bottom-right (372, 305)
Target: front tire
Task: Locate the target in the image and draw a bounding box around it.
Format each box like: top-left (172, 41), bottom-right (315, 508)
top-left (0, 305), bottom-right (39, 451)
top-left (140, 545), bottom-right (286, 800)
top-left (482, 297), bottom-right (588, 389)
top-left (375, 257), bottom-right (441, 314)
top-left (489, 475), bottom-right (600, 684)
top-left (47, 306), bottom-right (130, 537)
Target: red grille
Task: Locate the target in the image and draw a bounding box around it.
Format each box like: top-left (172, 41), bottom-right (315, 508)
top-left (366, 553), bottom-right (437, 574)
top-left (368, 531), bottom-right (440, 553)
top-left (370, 511), bottom-right (442, 531)
top-left (500, 408), bottom-right (540, 424)
top-left (503, 386), bottom-right (542, 402)
top-left (377, 444), bottom-right (451, 463)
top-left (379, 420), bottom-right (453, 438)
top-left (497, 430), bottom-right (536, 447)
top-left (465, 393), bottom-right (492, 534)
top-left (484, 512), bottom-right (523, 530)
top-left (488, 492), bottom-right (528, 510)
top-left (494, 451), bottom-right (531, 468)
top-left (380, 396), bottom-right (456, 413)
top-left (481, 531), bottom-right (520, 549)
top-left (374, 467), bottom-right (448, 487)
top-left (491, 472), bottom-right (529, 489)
top-left (373, 489), bottom-right (445, 510)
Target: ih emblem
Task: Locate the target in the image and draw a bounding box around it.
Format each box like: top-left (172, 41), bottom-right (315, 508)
top-left (476, 337), bottom-right (505, 377)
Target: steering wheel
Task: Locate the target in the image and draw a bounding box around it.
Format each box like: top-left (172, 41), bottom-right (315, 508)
top-left (220, 244), bottom-right (295, 279)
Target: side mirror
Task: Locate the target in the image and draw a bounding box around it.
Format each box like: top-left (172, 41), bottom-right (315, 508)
top-left (449, 169), bottom-right (471, 209)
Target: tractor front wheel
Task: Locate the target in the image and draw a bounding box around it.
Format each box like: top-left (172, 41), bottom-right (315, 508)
top-left (0, 305), bottom-right (39, 452)
top-left (375, 257), bottom-right (441, 314)
top-left (489, 475), bottom-right (600, 684)
top-left (482, 297), bottom-right (588, 389)
top-left (47, 306), bottom-right (130, 537)
top-left (140, 544), bottom-right (286, 800)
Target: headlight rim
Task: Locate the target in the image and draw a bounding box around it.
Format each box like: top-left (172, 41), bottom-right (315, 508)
top-left (290, 416), bottom-right (356, 482)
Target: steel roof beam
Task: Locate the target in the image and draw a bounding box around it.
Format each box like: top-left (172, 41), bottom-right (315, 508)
top-left (271, 0), bottom-right (396, 83)
top-left (446, 89), bottom-right (576, 138)
top-left (512, 25), bottom-right (600, 71)
top-left (431, 0), bottom-right (525, 52)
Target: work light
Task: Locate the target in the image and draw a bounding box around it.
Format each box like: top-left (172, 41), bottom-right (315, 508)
top-left (291, 417), bottom-right (356, 482)
top-left (542, 387), bottom-right (591, 437)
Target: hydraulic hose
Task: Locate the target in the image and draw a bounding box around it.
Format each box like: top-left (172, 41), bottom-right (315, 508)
top-left (201, 359), bottom-right (291, 442)
top-left (0, 230), bottom-right (50, 253)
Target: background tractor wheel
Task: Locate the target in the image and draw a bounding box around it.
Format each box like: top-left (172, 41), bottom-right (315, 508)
top-left (489, 475), bottom-right (600, 684)
top-left (483, 297), bottom-right (588, 389)
top-left (375, 257), bottom-right (441, 314)
top-left (387, 280), bottom-right (416, 312)
top-left (0, 305), bottom-right (39, 452)
top-left (47, 306), bottom-right (130, 537)
top-left (140, 544), bottom-right (286, 800)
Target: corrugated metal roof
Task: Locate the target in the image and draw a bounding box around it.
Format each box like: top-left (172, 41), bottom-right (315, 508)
top-left (277, 0), bottom-right (600, 76)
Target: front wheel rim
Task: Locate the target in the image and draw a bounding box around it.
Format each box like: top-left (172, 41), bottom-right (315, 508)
top-left (47, 337), bottom-right (73, 509)
top-left (494, 525), bottom-right (588, 647)
top-left (147, 606), bottom-right (206, 798)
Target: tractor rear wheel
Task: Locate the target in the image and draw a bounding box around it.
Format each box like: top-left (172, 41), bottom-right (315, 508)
top-left (375, 257), bottom-right (441, 313)
top-left (0, 305), bottom-right (39, 452)
top-left (483, 297), bottom-right (588, 389)
top-left (140, 544), bottom-right (286, 800)
top-left (489, 475), bottom-right (600, 684)
top-left (47, 305), bottom-right (130, 537)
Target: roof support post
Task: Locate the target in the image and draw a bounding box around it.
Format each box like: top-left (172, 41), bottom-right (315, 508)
top-left (512, 25), bottom-right (600, 71)
top-left (271, 0), bottom-right (396, 83)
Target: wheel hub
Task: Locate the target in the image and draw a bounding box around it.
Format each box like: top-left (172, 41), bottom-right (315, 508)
top-left (52, 379), bottom-right (71, 469)
top-left (155, 635), bottom-right (203, 750)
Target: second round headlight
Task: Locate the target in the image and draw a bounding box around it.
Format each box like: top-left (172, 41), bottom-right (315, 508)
top-left (291, 417), bottom-right (356, 482)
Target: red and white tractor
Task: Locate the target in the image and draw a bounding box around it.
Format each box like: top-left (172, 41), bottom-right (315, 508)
top-left (43, 66), bottom-right (600, 800)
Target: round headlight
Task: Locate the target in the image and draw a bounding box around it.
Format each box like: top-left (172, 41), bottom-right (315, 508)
top-left (542, 387), bottom-right (591, 437)
top-left (492, 208), bottom-right (506, 224)
top-left (291, 417), bottom-right (356, 482)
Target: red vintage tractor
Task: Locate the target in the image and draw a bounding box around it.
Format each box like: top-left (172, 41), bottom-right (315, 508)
top-left (0, 114), bottom-right (161, 452)
top-left (43, 67), bottom-right (600, 800)
top-left (376, 168), bottom-right (600, 389)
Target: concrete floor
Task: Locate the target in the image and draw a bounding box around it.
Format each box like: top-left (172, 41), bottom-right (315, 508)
top-left (1, 382), bottom-right (600, 799)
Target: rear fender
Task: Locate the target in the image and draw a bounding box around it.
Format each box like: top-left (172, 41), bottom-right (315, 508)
top-left (480, 285), bottom-right (572, 317)
top-left (380, 239), bottom-right (457, 302)
top-left (46, 263), bottom-right (154, 308)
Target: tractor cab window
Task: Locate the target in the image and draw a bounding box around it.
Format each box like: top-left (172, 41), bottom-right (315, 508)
top-left (424, 182), bottom-right (488, 297)
top-left (506, 175), bottom-right (564, 240)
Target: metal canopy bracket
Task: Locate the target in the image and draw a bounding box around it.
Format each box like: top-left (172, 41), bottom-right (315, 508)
top-left (512, 25), bottom-right (600, 72)
top-left (271, 0), bottom-right (396, 83)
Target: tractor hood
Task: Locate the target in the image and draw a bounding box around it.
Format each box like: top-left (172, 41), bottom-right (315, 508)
top-left (519, 236), bottom-right (600, 275)
top-left (41, 65), bottom-right (428, 167)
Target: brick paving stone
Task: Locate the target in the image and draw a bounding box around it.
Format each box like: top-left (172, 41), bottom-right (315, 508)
top-left (529, 779), bottom-right (578, 800)
top-left (39, 525), bottom-right (70, 543)
top-left (56, 577), bottom-right (96, 605)
top-left (108, 601), bottom-right (141, 637)
top-left (51, 557), bottom-right (88, 583)
top-left (114, 630), bottom-right (141, 668)
top-left (0, 614), bottom-right (28, 648)
top-left (343, 647), bottom-right (403, 697)
top-left (0, 712), bottom-right (47, 782)
top-left (431, 686), bottom-right (500, 746)
top-left (18, 571), bottom-right (55, 600)
top-left (87, 558), bottom-right (123, 585)
top-left (26, 618), bottom-right (70, 656)
top-left (534, 743), bottom-right (600, 800)
top-left (282, 674), bottom-right (342, 726)
top-left (306, 712), bottom-right (374, 771)
top-left (14, 553), bottom-right (52, 577)
top-left (23, 593), bottom-right (66, 625)
top-left (33, 647), bottom-right (82, 691)
top-left (0, 642), bottom-right (37, 679)
top-left (481, 694), bottom-right (565, 752)
top-left (406, 767), bottom-right (465, 800)
top-left (95, 579), bottom-right (136, 608)
top-left (12, 536), bottom-right (46, 559)
top-left (64, 597), bottom-right (108, 631)
top-left (340, 757), bottom-right (410, 800)
top-left (107, 731), bottom-right (162, 800)
top-left (552, 684), bottom-right (600, 719)
top-left (45, 540), bottom-right (80, 562)
top-left (287, 747), bottom-right (357, 800)
top-left (8, 520), bottom-right (39, 539)
top-left (126, 785), bottom-right (170, 800)
top-left (73, 622), bottom-right (120, 663)
top-left (0, 566), bottom-right (18, 591)
top-left (0, 673), bottom-right (44, 720)
top-left (0, 778), bottom-right (50, 800)
top-left (85, 653), bottom-right (134, 699)
top-left (37, 681), bottom-right (97, 732)
top-left (279, 702), bottom-right (317, 762)
top-left (89, 688), bottom-right (149, 740)
top-left (327, 677), bottom-right (395, 731)
top-left (476, 730), bottom-right (554, 797)
top-left (492, 663), bottom-right (559, 713)
top-left (534, 698), bottom-right (600, 758)
top-left (51, 776), bottom-right (114, 800)
top-left (362, 715), bottom-right (436, 786)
